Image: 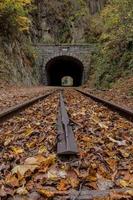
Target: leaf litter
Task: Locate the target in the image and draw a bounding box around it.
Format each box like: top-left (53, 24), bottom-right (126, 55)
top-left (0, 90), bottom-right (132, 199)
top-left (64, 90), bottom-right (133, 199)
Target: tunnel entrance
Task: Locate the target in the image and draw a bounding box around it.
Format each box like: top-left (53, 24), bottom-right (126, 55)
top-left (45, 56), bottom-right (84, 86)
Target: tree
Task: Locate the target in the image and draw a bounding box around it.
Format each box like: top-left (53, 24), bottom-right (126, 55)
top-left (0, 0), bottom-right (32, 38)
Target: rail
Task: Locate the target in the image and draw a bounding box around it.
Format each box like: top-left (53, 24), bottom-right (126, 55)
top-left (57, 92), bottom-right (78, 155)
top-left (0, 91), bottom-right (54, 123)
top-left (76, 89), bottom-right (133, 121)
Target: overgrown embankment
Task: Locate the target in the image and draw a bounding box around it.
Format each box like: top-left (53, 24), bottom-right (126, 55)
top-left (0, 0), bottom-right (40, 85)
top-left (88, 0), bottom-right (133, 89)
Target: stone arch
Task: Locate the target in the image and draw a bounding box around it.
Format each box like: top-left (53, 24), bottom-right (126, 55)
top-left (44, 55), bottom-right (84, 86)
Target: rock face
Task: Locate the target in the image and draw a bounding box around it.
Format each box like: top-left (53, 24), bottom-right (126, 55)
top-left (32, 0), bottom-right (107, 44)
top-left (87, 0), bottom-right (107, 14)
top-left (0, 40), bottom-right (40, 86)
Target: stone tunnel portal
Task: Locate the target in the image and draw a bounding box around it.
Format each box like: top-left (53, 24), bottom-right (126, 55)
top-left (45, 56), bottom-right (84, 86)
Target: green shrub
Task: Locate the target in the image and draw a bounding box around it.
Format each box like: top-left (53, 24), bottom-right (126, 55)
top-left (89, 0), bottom-right (133, 89)
top-left (0, 0), bottom-right (32, 38)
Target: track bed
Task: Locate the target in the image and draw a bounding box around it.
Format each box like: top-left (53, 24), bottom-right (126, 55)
top-left (0, 89), bottom-right (132, 199)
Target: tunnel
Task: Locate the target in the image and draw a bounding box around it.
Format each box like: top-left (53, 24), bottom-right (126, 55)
top-left (45, 56), bottom-right (84, 86)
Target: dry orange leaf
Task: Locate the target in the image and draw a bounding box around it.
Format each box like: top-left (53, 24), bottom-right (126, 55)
top-left (36, 154), bottom-right (56, 166)
top-left (68, 170), bottom-right (79, 188)
top-left (57, 179), bottom-right (69, 191)
top-left (5, 174), bottom-right (19, 187)
top-left (38, 189), bottom-right (55, 198)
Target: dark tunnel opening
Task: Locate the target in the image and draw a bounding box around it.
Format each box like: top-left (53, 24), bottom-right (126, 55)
top-left (45, 56), bottom-right (84, 86)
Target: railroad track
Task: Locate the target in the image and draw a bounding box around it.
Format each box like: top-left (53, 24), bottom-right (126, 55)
top-left (76, 89), bottom-right (133, 122)
top-left (0, 88), bottom-right (132, 200)
top-left (0, 90), bottom-right (55, 122)
top-left (1, 88), bottom-right (132, 123)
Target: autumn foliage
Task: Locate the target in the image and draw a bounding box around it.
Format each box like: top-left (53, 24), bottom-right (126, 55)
top-left (91, 0), bottom-right (133, 88)
top-left (0, 0), bottom-right (32, 38)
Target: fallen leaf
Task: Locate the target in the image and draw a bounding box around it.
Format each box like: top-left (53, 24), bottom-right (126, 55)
top-left (119, 149), bottom-right (130, 158)
top-left (46, 166), bottom-right (67, 181)
top-left (97, 174), bottom-right (114, 190)
top-left (5, 174), bottom-right (19, 187)
top-left (26, 140), bottom-right (36, 148)
top-left (57, 179), bottom-right (69, 191)
top-left (47, 170), bottom-right (58, 181)
top-left (11, 146), bottom-right (24, 154)
top-left (38, 189), bottom-right (55, 198)
top-left (68, 170), bottom-right (79, 188)
top-left (119, 179), bottom-right (129, 187)
top-left (38, 145), bottom-right (47, 154)
top-left (0, 186), bottom-right (6, 197)
top-left (23, 127), bottom-right (34, 137)
top-left (108, 137), bottom-right (126, 146)
top-left (37, 154), bottom-right (56, 167)
top-left (98, 122), bottom-right (108, 129)
top-left (4, 136), bottom-right (15, 146)
top-left (106, 159), bottom-right (117, 172)
top-left (16, 186), bottom-right (28, 195)
top-left (28, 192), bottom-right (41, 200)
top-left (25, 157), bottom-right (38, 165)
top-left (12, 164), bottom-right (38, 177)
top-left (125, 189), bottom-right (133, 196)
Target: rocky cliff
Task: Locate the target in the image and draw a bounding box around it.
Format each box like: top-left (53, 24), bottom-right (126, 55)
top-left (0, 38), bottom-right (40, 86)
top-left (32, 0), bottom-right (107, 44)
top-left (87, 0), bottom-right (107, 14)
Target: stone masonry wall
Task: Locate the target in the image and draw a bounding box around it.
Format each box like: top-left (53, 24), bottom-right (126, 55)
top-left (35, 44), bottom-right (95, 85)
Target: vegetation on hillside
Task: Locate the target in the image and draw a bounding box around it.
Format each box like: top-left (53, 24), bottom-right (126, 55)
top-left (0, 0), bottom-right (32, 39)
top-left (0, 0), bottom-right (38, 85)
top-left (90, 0), bottom-right (133, 88)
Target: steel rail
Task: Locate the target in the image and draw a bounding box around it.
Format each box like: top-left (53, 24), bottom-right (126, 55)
top-left (0, 91), bottom-right (54, 123)
top-left (57, 92), bottom-right (78, 155)
top-left (76, 89), bottom-right (133, 121)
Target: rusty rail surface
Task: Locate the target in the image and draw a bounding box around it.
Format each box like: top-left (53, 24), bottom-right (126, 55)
top-left (0, 91), bottom-right (54, 123)
top-left (76, 89), bottom-right (133, 121)
top-left (57, 92), bottom-right (78, 155)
